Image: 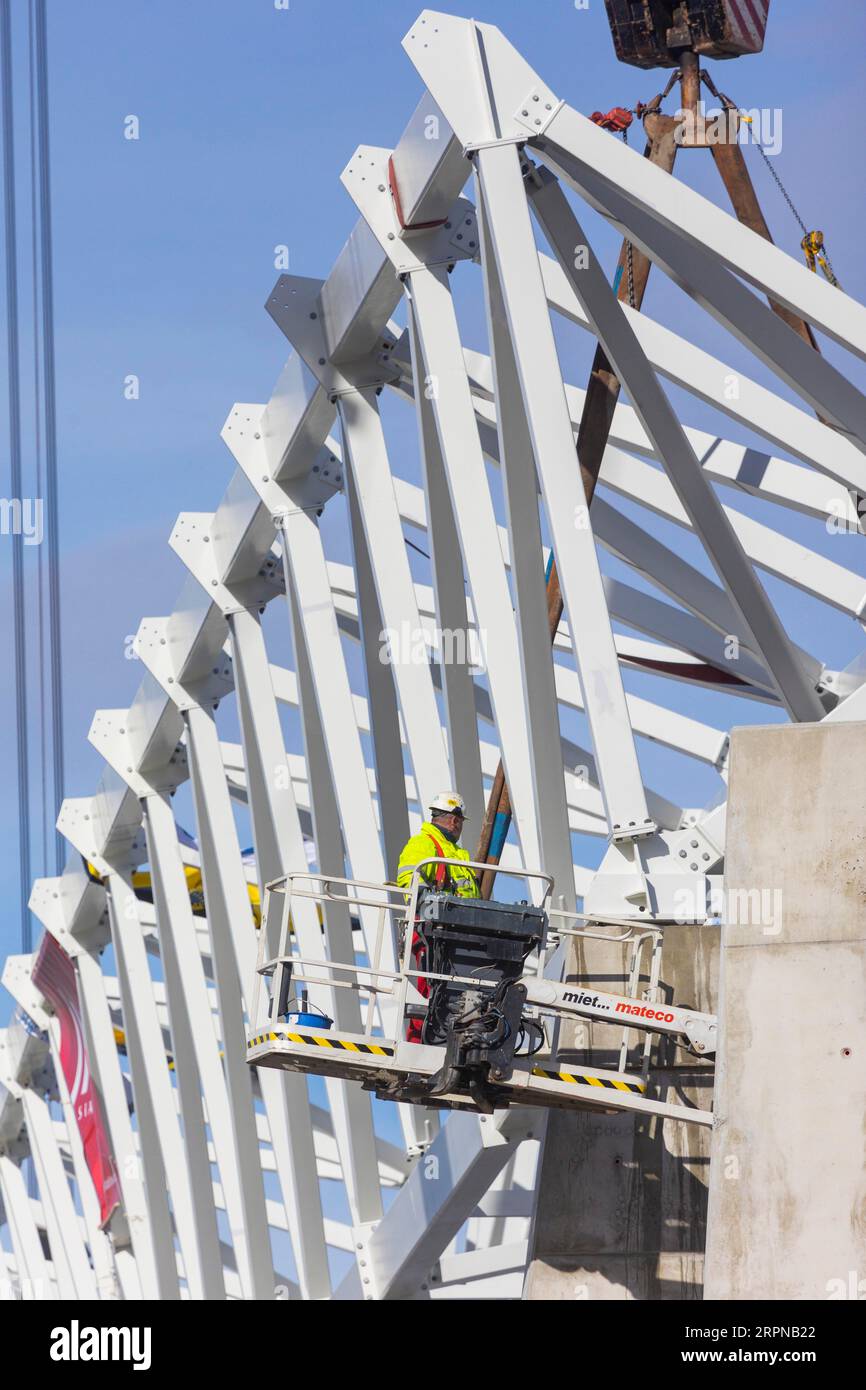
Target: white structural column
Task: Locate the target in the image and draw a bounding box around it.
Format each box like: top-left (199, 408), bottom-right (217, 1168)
top-left (407, 310), bottom-right (484, 830)
top-left (106, 870), bottom-right (221, 1299)
top-left (128, 825), bottom-right (232, 1301)
top-left (406, 267), bottom-right (542, 870)
top-left (337, 1107), bottom-right (536, 1301)
top-left (286, 557), bottom-right (434, 1155)
top-left (228, 607), bottom-right (385, 1226)
top-left (477, 187), bottom-right (576, 903)
top-left (339, 388), bottom-right (451, 805)
top-left (23, 1124), bottom-right (77, 1301)
top-left (74, 947), bottom-right (161, 1299)
top-left (142, 790), bottom-right (260, 1299)
top-left (527, 167), bottom-right (825, 723)
top-left (20, 1089), bottom-right (98, 1300)
top-left (278, 507), bottom-right (391, 949)
top-left (475, 143), bottom-right (652, 836)
top-left (190, 697), bottom-right (350, 1293)
top-left (297, 601), bottom-right (414, 1188)
top-left (183, 703), bottom-right (279, 1301)
top-left (0, 1155), bottom-right (55, 1299)
top-left (229, 609), bottom-right (367, 1255)
top-left (463, 1137), bottom-right (540, 1272)
top-left (344, 468), bottom-right (411, 875)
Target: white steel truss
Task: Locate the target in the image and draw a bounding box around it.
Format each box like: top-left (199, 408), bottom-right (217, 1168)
top-left (2, 9), bottom-right (865, 1301)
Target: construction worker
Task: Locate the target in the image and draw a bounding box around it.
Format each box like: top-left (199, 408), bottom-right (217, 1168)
top-left (395, 792), bottom-right (478, 1042)
top-left (395, 791), bottom-right (479, 899)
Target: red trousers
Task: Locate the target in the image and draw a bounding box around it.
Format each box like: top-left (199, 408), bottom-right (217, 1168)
top-left (406, 928), bottom-right (429, 1044)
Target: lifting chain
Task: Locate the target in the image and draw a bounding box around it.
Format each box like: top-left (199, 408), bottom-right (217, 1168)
top-left (620, 123), bottom-right (636, 310)
top-left (625, 235), bottom-right (635, 309)
top-left (700, 71), bottom-right (841, 289)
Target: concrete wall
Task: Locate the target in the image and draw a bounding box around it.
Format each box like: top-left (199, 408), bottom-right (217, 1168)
top-left (704, 721), bottom-right (866, 1300)
top-left (525, 924), bottom-right (717, 1299)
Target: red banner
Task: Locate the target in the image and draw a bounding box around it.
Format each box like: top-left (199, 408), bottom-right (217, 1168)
top-left (32, 934), bottom-right (121, 1228)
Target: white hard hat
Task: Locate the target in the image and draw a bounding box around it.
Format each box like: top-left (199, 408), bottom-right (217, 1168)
top-left (428, 791), bottom-right (468, 819)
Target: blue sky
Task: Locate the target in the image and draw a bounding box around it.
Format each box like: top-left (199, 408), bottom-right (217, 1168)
top-left (1, 0), bottom-right (865, 1007)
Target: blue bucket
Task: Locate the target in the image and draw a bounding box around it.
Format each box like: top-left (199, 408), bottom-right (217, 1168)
top-left (285, 1011), bottom-right (333, 1030)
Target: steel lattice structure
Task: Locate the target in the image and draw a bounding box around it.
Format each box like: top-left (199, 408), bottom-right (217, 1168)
top-left (1, 9), bottom-right (865, 1301)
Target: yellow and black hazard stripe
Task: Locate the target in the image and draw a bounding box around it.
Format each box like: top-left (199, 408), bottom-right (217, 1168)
top-left (532, 1066), bottom-right (645, 1094)
top-left (247, 1030), bottom-right (394, 1058)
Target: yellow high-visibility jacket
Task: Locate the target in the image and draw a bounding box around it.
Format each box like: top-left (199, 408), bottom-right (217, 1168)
top-left (396, 822), bottom-right (479, 899)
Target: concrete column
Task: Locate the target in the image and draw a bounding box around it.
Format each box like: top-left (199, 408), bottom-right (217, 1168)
top-left (704, 720), bottom-right (866, 1300)
top-left (525, 925), bottom-right (717, 1299)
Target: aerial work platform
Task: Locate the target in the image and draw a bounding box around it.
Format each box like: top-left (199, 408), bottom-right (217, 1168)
top-left (247, 863), bottom-right (715, 1128)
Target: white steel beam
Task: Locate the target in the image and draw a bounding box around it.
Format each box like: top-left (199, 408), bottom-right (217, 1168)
top-left (408, 310), bottom-right (485, 830)
top-left (537, 253), bottom-right (866, 502)
top-left (591, 495), bottom-right (819, 673)
top-left (182, 703), bottom-right (282, 1301)
top-left (527, 169), bottom-right (825, 723)
top-left (141, 790), bottom-right (262, 1300)
top-left (285, 552), bottom-right (434, 1155)
top-left (476, 141), bottom-right (653, 834)
top-left (287, 596), bottom-right (405, 1204)
top-left (339, 387), bottom-right (452, 803)
top-left (228, 606), bottom-right (383, 1232)
top-left (477, 185), bottom-right (576, 902)
top-left (337, 1107), bottom-right (537, 1301)
top-left (105, 869), bottom-right (221, 1300)
top-left (386, 474), bottom-right (788, 699)
top-left (594, 450), bottom-right (866, 621)
top-left (49, 799), bottom-right (184, 1303)
top-left (158, 534), bottom-right (339, 1278)
top-left (278, 507), bottom-right (391, 937)
top-left (337, 145), bottom-right (544, 869)
top-left (445, 340), bottom-right (865, 546)
top-left (268, 654), bottom-right (689, 835)
top-left (401, 12), bottom-right (866, 359)
top-left (398, 371), bottom-right (824, 684)
top-left (0, 1154), bottom-right (54, 1300)
top-left (20, 1089), bottom-right (98, 1300)
top-left (406, 267), bottom-right (543, 870)
top-left (538, 141), bottom-right (866, 442)
top-left (344, 467), bottom-right (412, 875)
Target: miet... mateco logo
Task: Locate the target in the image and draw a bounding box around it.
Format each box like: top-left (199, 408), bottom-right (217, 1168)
top-left (50, 1320), bottom-right (152, 1371)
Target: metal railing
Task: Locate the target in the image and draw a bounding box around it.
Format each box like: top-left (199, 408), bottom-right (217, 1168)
top-left (250, 861), bottom-right (672, 1069)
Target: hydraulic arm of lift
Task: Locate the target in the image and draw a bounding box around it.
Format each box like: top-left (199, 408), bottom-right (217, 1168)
top-left (524, 976), bottom-right (716, 1057)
